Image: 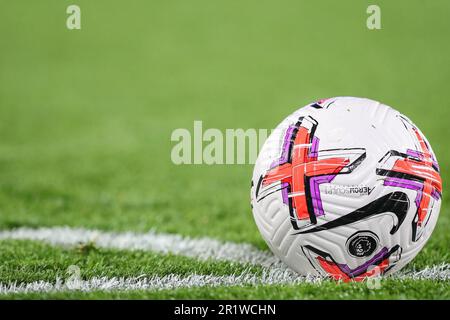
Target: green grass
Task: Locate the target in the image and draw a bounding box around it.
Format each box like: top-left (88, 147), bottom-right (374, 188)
top-left (0, 240), bottom-right (261, 283)
top-left (0, 0), bottom-right (449, 299)
top-left (0, 240), bottom-right (448, 300)
top-left (3, 280), bottom-right (449, 300)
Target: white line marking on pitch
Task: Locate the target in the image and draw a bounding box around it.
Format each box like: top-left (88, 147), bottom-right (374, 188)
top-left (0, 226), bottom-right (286, 269)
top-left (1, 264), bottom-right (449, 294)
top-left (0, 226), bottom-right (448, 289)
top-left (0, 270), bottom-right (321, 294)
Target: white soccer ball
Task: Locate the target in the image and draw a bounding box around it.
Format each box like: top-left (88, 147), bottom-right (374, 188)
top-left (251, 97), bottom-right (442, 281)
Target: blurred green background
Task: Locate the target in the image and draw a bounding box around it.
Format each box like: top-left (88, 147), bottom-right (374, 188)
top-left (0, 0), bottom-right (449, 255)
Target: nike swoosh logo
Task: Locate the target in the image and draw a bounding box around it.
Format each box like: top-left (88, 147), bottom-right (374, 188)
top-left (294, 191), bottom-right (409, 235)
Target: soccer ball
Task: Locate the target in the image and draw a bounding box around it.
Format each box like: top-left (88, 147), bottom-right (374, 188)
top-left (250, 97), bottom-right (442, 281)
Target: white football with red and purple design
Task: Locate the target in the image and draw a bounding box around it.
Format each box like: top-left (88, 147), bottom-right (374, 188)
top-left (250, 97), bottom-right (442, 280)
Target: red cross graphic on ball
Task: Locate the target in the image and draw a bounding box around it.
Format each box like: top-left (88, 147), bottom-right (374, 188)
top-left (261, 117), bottom-right (365, 226)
